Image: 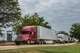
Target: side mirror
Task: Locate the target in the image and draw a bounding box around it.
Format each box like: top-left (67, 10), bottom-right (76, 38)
top-left (31, 32), bottom-right (34, 35)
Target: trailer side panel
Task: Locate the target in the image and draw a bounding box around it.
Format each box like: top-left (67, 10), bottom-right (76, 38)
top-left (37, 26), bottom-right (57, 40)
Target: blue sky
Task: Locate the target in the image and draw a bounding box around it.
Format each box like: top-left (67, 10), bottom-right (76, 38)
top-left (18, 0), bottom-right (80, 32)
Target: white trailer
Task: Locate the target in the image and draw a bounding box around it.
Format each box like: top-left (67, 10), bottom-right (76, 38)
top-left (36, 26), bottom-right (58, 44)
top-left (57, 34), bottom-right (70, 43)
top-left (37, 26), bottom-right (57, 40)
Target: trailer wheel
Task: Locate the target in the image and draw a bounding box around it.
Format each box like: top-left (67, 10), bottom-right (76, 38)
top-left (34, 39), bottom-right (46, 44)
top-left (34, 40), bottom-right (42, 44)
top-left (52, 40), bottom-right (56, 44)
top-left (39, 39), bottom-right (46, 44)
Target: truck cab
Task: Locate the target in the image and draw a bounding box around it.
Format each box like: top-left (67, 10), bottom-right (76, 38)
top-left (15, 26), bottom-right (37, 45)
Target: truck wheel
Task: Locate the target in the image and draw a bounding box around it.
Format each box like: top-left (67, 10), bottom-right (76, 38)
top-left (34, 40), bottom-right (39, 44)
top-left (39, 41), bottom-right (42, 44)
top-left (52, 40), bottom-right (56, 44)
top-left (15, 41), bottom-right (20, 45)
top-left (38, 39), bottom-right (46, 44)
top-left (27, 40), bottom-right (31, 45)
top-left (43, 41), bottom-right (46, 44)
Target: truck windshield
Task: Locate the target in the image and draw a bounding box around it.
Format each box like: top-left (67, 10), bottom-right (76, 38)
top-left (21, 31), bottom-right (32, 34)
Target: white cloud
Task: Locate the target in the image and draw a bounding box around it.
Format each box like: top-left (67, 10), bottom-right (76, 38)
top-left (18, 0), bottom-right (62, 15)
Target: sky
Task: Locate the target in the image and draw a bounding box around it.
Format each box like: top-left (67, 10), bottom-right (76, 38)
top-left (18, 0), bottom-right (80, 32)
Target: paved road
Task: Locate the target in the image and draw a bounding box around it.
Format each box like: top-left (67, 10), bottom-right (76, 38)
top-left (0, 43), bottom-right (76, 50)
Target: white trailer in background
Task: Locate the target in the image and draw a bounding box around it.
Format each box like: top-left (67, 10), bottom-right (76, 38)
top-left (57, 34), bottom-right (70, 43)
top-left (71, 37), bottom-right (78, 42)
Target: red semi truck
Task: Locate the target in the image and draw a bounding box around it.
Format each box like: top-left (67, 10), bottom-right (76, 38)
top-left (15, 26), bottom-right (58, 45)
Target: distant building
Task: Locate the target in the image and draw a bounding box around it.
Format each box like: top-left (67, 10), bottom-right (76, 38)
top-left (0, 26), bottom-right (17, 42)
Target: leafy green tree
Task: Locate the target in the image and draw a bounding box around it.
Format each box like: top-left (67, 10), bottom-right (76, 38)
top-left (0, 0), bottom-right (21, 26)
top-left (14, 13), bottom-right (51, 34)
top-left (0, 29), bottom-right (2, 36)
top-left (0, 30), bottom-right (1, 33)
top-left (58, 31), bottom-right (68, 35)
top-left (0, 0), bottom-right (21, 41)
top-left (69, 23), bottom-right (80, 41)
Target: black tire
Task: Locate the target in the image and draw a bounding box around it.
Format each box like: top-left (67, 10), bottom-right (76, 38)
top-left (38, 39), bottom-right (45, 44)
top-left (15, 41), bottom-right (20, 45)
top-left (34, 39), bottom-right (46, 44)
top-left (26, 40), bottom-right (31, 45)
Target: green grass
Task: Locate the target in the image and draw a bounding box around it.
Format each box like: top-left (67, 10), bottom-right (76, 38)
top-left (0, 44), bottom-right (80, 53)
